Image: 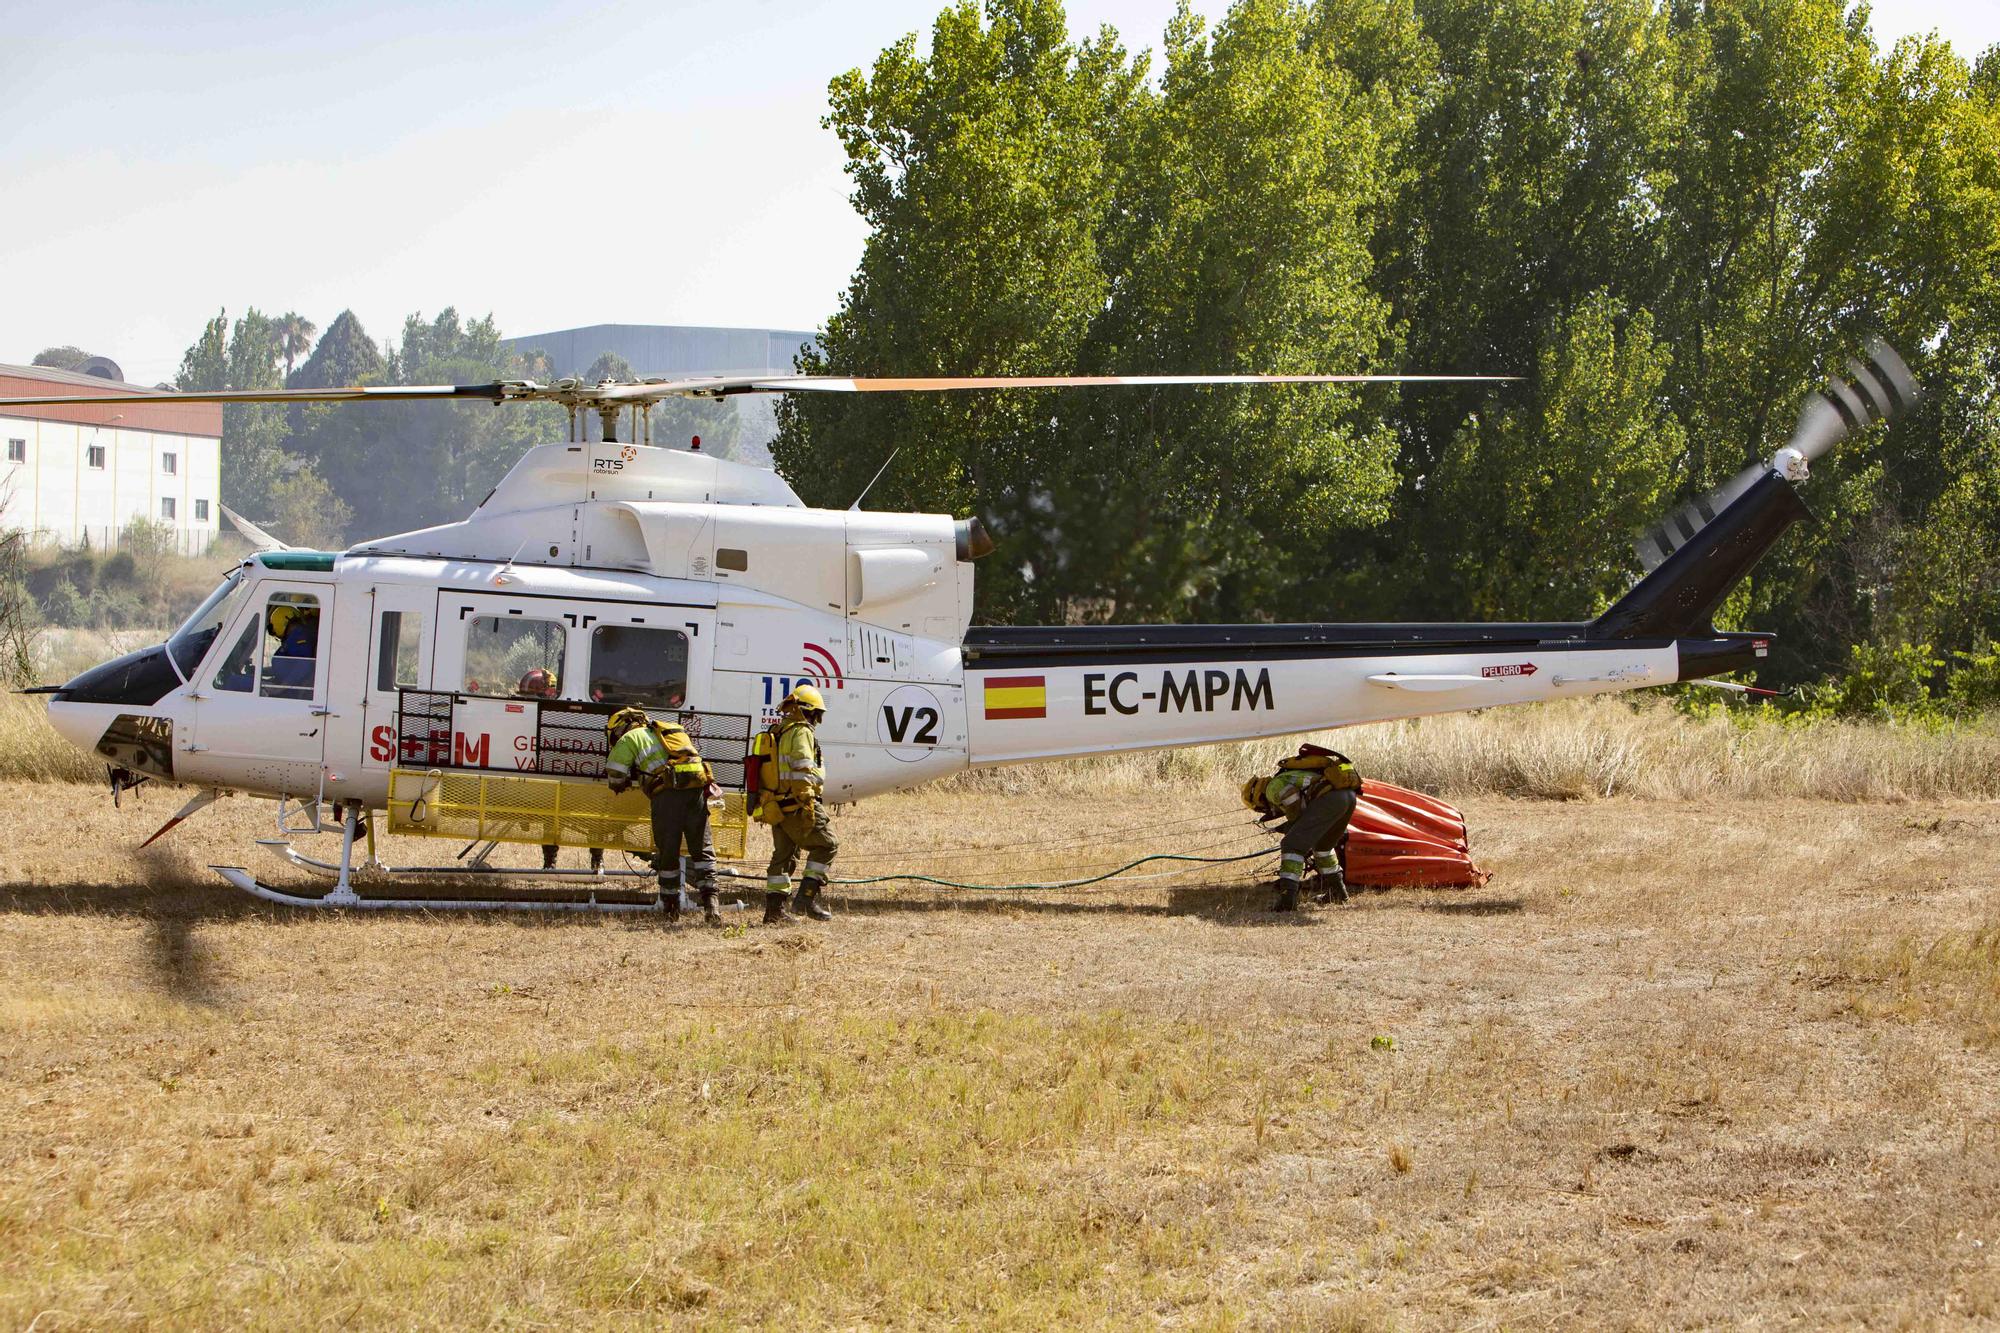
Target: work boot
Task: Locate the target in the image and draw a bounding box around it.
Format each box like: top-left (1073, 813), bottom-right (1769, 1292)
top-left (660, 884), bottom-right (683, 924)
top-left (1316, 870), bottom-right (1350, 905)
top-left (763, 891), bottom-right (799, 925)
top-left (1271, 878), bottom-right (1301, 913)
top-left (697, 887), bottom-right (722, 927)
top-left (796, 877), bottom-right (832, 922)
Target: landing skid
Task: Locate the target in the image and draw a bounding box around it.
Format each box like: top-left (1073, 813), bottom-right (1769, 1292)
top-left (209, 805), bottom-right (748, 913)
top-left (209, 865), bottom-right (674, 913)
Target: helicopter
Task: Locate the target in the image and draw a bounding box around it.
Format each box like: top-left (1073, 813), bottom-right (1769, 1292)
top-left (5, 344), bottom-right (1915, 908)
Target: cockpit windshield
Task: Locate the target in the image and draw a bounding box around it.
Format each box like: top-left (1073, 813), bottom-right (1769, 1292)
top-left (166, 568), bottom-right (250, 680)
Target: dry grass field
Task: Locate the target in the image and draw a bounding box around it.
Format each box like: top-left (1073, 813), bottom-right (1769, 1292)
top-left (4, 750), bottom-right (1999, 1328)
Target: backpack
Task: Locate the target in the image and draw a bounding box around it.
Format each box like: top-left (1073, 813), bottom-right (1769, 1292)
top-left (746, 719), bottom-right (813, 823)
top-left (646, 720), bottom-right (711, 792)
top-left (1275, 743), bottom-right (1362, 791)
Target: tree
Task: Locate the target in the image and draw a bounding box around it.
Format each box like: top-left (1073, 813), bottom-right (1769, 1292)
top-left (172, 308), bottom-right (291, 518)
top-left (775, 0), bottom-right (1148, 621)
top-left (30, 346), bottom-right (93, 373)
top-left (0, 524), bottom-right (34, 687)
top-left (1066, 0), bottom-right (1407, 621)
top-left (1424, 293), bottom-right (1683, 618)
top-left (274, 312), bottom-right (318, 382)
top-left (267, 465), bottom-right (355, 550)
top-left (288, 310), bottom-right (383, 390)
top-left (285, 309), bottom-right (559, 536)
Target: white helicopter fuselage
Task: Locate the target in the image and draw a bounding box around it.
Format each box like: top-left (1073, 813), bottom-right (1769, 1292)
top-left (42, 439), bottom-right (1748, 807)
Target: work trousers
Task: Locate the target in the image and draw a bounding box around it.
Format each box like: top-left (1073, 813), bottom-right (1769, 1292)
top-left (649, 786), bottom-right (716, 892)
top-left (766, 801), bottom-right (839, 889)
top-left (1277, 787), bottom-right (1358, 880)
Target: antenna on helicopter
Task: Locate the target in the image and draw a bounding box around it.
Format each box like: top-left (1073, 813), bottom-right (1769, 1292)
top-left (848, 446), bottom-right (902, 511)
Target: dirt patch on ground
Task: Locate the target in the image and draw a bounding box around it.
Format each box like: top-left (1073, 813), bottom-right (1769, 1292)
top-left (3, 781), bottom-right (1997, 1326)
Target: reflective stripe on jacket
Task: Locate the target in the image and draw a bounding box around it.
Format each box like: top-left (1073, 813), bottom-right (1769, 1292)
top-left (774, 719), bottom-right (823, 796)
top-left (606, 725), bottom-right (668, 787)
top-left (1262, 768), bottom-right (1321, 815)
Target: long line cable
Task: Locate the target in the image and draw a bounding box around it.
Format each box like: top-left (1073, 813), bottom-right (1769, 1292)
top-left (822, 846), bottom-right (1277, 891)
top-left (824, 805), bottom-right (1250, 865)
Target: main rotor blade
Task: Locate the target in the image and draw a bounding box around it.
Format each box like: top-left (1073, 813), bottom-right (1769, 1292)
top-left (738, 372), bottom-right (1519, 393)
top-left (0, 383), bottom-right (507, 408)
top-left (0, 371), bottom-right (1515, 412)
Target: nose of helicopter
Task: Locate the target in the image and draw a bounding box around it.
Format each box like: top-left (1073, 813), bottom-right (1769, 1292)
top-left (44, 696), bottom-right (109, 755)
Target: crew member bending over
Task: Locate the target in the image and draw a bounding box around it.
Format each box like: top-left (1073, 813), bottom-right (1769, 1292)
top-left (1242, 746), bottom-right (1363, 912)
top-left (605, 707), bottom-right (720, 926)
top-left (760, 684), bottom-right (837, 924)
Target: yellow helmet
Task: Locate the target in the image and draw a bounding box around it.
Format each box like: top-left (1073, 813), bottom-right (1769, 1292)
top-left (606, 706), bottom-right (650, 738)
top-left (1240, 777), bottom-right (1267, 811)
top-left (268, 603), bottom-right (313, 638)
top-left (782, 683), bottom-right (827, 714)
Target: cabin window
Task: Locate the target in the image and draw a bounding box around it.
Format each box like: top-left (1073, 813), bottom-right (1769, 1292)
top-left (259, 592), bottom-right (321, 699)
top-left (715, 548), bottom-right (749, 572)
top-left (588, 626), bottom-right (689, 708)
top-left (376, 610), bottom-right (425, 692)
top-left (462, 615), bottom-right (565, 697)
top-left (212, 620), bottom-right (260, 693)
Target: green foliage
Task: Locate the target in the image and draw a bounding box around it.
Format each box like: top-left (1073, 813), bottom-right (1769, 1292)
top-left (1944, 643), bottom-right (2000, 715)
top-left (1427, 293), bottom-right (1682, 618)
top-left (117, 517), bottom-right (177, 562)
top-left (288, 310), bottom-right (383, 390)
top-left (1796, 641), bottom-right (1945, 720)
top-left (783, 0), bottom-right (2000, 695)
top-left (29, 346), bottom-right (94, 373)
top-left (0, 529), bottom-right (34, 687)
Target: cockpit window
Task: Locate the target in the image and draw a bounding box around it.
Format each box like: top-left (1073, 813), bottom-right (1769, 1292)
top-left (166, 569), bottom-right (248, 680)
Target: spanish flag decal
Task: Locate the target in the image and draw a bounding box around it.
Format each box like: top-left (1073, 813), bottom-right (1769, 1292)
top-left (983, 674), bottom-right (1047, 720)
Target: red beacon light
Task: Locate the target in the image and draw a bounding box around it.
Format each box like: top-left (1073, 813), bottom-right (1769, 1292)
top-left (689, 435), bottom-right (702, 452)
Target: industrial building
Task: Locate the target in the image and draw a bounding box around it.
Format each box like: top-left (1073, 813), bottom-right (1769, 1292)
top-left (0, 363), bottom-right (222, 555)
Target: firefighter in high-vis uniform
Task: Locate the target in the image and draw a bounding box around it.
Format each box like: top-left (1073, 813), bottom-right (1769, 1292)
top-left (754, 683), bottom-right (838, 924)
top-left (1242, 746), bottom-right (1363, 912)
top-left (605, 707), bottom-right (721, 926)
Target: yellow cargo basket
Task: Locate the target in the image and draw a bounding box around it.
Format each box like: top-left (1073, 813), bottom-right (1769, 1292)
top-left (386, 768), bottom-right (748, 861)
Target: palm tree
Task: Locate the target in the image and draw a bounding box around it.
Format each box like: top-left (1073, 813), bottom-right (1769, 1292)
top-left (275, 313), bottom-right (318, 385)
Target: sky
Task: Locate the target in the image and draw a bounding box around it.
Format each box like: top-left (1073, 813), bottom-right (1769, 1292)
top-left (1, 0), bottom-right (1994, 387)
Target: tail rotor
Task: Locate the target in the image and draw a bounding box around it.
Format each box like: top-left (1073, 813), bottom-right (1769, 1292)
top-left (1637, 339), bottom-right (1919, 573)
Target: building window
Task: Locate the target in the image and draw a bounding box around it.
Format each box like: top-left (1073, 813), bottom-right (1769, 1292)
top-left (86, 444), bottom-right (106, 470)
top-left (589, 625), bottom-right (689, 708)
top-left (716, 547), bottom-right (749, 572)
top-left (162, 452), bottom-right (178, 475)
top-left (462, 615), bottom-right (565, 696)
top-left (194, 499), bottom-right (210, 523)
top-left (160, 497), bottom-right (177, 521)
top-left (5, 439), bottom-right (22, 464)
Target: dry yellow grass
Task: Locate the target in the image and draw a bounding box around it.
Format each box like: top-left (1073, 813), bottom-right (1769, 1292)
top-left (10, 686), bottom-right (2000, 800)
top-left (941, 695), bottom-right (2000, 802)
top-left (4, 778), bottom-right (1999, 1327)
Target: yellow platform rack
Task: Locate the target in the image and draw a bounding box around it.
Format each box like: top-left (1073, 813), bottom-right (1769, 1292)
top-left (386, 768), bottom-right (748, 861)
